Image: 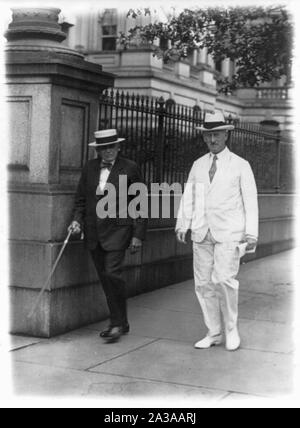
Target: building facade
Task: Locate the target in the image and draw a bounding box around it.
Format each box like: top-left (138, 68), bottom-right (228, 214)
top-left (63, 7), bottom-right (293, 139)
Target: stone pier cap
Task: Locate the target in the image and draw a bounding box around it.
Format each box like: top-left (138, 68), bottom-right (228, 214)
top-left (4, 7), bottom-right (115, 90)
top-left (5, 7), bottom-right (67, 43)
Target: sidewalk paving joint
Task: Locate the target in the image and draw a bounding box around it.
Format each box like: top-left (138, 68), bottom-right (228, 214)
top-left (85, 338), bottom-right (161, 371)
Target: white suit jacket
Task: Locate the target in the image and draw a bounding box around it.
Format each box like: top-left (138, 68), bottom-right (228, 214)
top-left (176, 147), bottom-right (259, 243)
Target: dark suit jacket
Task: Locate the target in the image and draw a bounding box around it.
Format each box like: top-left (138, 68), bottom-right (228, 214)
top-left (72, 155), bottom-right (148, 251)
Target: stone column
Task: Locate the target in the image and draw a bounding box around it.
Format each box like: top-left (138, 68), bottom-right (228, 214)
top-left (221, 59), bottom-right (231, 78)
top-left (6, 8), bottom-right (115, 337)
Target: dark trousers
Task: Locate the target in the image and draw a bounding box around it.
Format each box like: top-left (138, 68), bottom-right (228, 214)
top-left (90, 243), bottom-right (127, 327)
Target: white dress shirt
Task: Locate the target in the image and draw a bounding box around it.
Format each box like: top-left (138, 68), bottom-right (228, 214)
top-left (99, 160), bottom-right (115, 192)
top-left (208, 147), bottom-right (227, 167)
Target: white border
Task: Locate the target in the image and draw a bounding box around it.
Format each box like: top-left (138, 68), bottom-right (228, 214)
top-left (0, 0), bottom-right (299, 409)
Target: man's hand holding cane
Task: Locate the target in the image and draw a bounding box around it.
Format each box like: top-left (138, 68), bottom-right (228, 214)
top-left (68, 220), bottom-right (81, 235)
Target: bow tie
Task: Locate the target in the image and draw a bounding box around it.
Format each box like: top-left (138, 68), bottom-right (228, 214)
top-left (100, 161), bottom-right (113, 170)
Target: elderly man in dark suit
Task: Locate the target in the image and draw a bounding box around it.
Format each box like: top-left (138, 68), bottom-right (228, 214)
top-left (68, 129), bottom-right (147, 343)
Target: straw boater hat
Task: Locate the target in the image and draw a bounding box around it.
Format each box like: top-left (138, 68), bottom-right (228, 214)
top-left (196, 111), bottom-right (234, 132)
top-left (89, 129), bottom-right (125, 147)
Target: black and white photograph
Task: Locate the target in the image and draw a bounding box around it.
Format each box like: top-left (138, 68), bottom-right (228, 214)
top-left (0, 0), bottom-right (299, 410)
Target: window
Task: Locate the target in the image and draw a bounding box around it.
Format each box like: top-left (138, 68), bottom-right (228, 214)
top-left (215, 59), bottom-right (222, 73)
top-left (159, 37), bottom-right (169, 51)
top-left (99, 9), bottom-right (118, 51)
top-left (102, 25), bottom-right (117, 50)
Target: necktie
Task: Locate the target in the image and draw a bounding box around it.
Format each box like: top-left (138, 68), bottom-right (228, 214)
top-left (209, 155), bottom-right (218, 183)
top-left (100, 161), bottom-right (113, 171)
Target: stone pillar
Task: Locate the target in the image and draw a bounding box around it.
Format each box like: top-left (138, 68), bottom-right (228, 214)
top-left (6, 8), bottom-right (115, 337)
top-left (221, 59), bottom-right (230, 78)
top-left (197, 48), bottom-right (207, 65)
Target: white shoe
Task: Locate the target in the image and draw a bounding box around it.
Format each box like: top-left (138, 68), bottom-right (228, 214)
top-left (194, 335), bottom-right (223, 349)
top-left (225, 327), bottom-right (241, 351)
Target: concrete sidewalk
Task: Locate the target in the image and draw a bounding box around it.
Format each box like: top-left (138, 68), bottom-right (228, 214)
top-left (8, 249), bottom-right (297, 405)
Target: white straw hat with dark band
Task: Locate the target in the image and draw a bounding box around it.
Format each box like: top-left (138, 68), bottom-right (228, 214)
top-left (89, 129), bottom-right (125, 147)
top-left (196, 111), bottom-right (234, 132)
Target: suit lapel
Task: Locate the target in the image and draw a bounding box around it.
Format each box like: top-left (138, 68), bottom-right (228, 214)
top-left (91, 158), bottom-right (101, 191)
top-left (105, 155), bottom-right (126, 189)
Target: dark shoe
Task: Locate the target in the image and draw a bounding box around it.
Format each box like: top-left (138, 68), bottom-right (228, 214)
top-left (100, 323), bottom-right (129, 338)
top-left (105, 326), bottom-right (122, 343)
top-left (99, 325), bottom-right (112, 338)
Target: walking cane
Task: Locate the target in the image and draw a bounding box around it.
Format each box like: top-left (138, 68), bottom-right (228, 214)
top-left (28, 229), bottom-right (73, 319)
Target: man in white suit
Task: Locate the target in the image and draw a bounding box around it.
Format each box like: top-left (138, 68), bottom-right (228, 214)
top-left (176, 112), bottom-right (258, 351)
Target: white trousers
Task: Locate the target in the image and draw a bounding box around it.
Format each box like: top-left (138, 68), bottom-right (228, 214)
top-left (193, 230), bottom-right (241, 336)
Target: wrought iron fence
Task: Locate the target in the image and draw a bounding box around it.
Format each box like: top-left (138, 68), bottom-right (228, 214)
top-left (98, 89), bottom-right (295, 193)
top-left (228, 119), bottom-right (295, 193)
